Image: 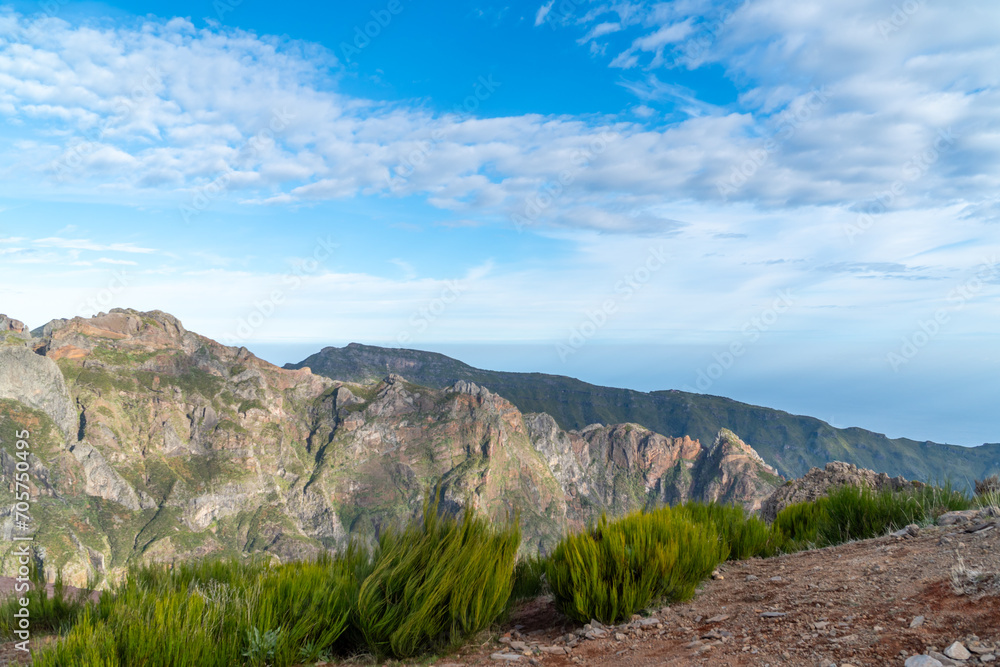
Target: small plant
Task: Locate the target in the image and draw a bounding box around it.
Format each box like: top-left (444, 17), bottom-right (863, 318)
top-left (975, 474), bottom-right (1000, 496)
top-left (950, 552), bottom-right (1000, 598)
top-left (244, 627), bottom-right (283, 666)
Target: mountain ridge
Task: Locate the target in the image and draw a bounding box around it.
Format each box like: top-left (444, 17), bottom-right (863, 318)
top-left (286, 343), bottom-right (1000, 485)
top-left (0, 309), bottom-right (782, 585)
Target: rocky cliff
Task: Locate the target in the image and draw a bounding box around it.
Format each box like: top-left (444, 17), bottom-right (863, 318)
top-left (0, 309), bottom-right (783, 585)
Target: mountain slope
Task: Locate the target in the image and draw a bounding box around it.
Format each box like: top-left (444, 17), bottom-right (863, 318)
top-left (287, 343), bottom-right (1000, 484)
top-left (0, 310), bottom-right (781, 585)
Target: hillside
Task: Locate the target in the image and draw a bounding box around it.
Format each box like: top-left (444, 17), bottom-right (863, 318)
top-left (287, 343), bottom-right (1000, 484)
top-left (0, 309), bottom-right (781, 585)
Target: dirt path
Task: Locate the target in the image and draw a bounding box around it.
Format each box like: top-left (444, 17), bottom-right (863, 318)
top-left (439, 519), bottom-right (1000, 667)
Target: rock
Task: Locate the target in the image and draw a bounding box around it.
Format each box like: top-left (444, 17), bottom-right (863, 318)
top-left (614, 633), bottom-right (626, 641)
top-left (944, 642), bottom-right (972, 660)
top-left (938, 510), bottom-right (984, 526)
top-left (910, 615), bottom-right (925, 628)
top-left (905, 657), bottom-right (944, 667)
top-left (491, 653), bottom-right (523, 662)
top-left (769, 576), bottom-right (783, 582)
top-left (745, 574), bottom-right (758, 581)
top-left (981, 655), bottom-right (996, 663)
top-left (761, 461), bottom-right (923, 522)
top-left (0, 346), bottom-right (79, 439)
top-left (509, 641), bottom-right (528, 651)
top-left (761, 612), bottom-right (786, 618)
top-left (539, 646), bottom-right (567, 655)
top-left (706, 614), bottom-right (730, 623)
top-left (638, 617), bottom-right (660, 626)
top-left (927, 652), bottom-right (959, 666)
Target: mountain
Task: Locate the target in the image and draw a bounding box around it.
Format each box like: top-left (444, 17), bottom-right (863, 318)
top-left (287, 343), bottom-right (1000, 485)
top-left (0, 310), bottom-right (780, 585)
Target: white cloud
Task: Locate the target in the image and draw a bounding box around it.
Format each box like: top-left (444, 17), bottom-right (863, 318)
top-left (33, 238), bottom-right (157, 254)
top-left (534, 1), bottom-right (555, 27)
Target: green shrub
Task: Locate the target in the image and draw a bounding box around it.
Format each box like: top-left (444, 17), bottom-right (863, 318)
top-left (31, 551), bottom-right (365, 666)
top-left (816, 485), bottom-right (924, 545)
top-left (678, 501), bottom-right (779, 559)
top-left (772, 499), bottom-right (824, 548)
top-left (909, 480), bottom-right (972, 519)
top-left (546, 507), bottom-right (726, 625)
top-left (0, 564), bottom-right (95, 638)
top-left (356, 499), bottom-right (520, 659)
top-left (510, 554), bottom-right (548, 604)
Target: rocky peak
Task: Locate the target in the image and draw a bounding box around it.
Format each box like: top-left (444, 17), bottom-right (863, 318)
top-left (0, 314), bottom-right (28, 335)
top-left (710, 428), bottom-right (781, 477)
top-left (449, 380), bottom-right (493, 400)
top-left (760, 461), bottom-right (924, 522)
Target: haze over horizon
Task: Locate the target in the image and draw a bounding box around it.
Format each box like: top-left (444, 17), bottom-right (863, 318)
top-left (2, 1), bottom-right (997, 448)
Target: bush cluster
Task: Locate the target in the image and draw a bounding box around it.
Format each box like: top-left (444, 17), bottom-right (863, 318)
top-left (11, 481), bottom-right (981, 661)
top-left (25, 499), bottom-right (519, 665)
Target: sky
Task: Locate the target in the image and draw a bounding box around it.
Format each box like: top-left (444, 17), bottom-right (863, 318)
top-left (0, 0), bottom-right (998, 447)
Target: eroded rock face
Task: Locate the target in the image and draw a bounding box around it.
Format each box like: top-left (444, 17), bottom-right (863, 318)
top-left (526, 420), bottom-right (783, 517)
top-left (0, 314), bottom-right (27, 335)
top-left (760, 461), bottom-right (924, 522)
top-left (0, 346), bottom-right (78, 439)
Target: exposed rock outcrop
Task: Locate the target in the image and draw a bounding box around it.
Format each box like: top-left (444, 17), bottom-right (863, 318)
top-left (0, 314), bottom-right (27, 335)
top-left (0, 345), bottom-right (78, 439)
top-left (761, 461), bottom-right (924, 522)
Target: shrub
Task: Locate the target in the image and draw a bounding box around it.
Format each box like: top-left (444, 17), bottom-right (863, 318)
top-left (31, 551), bottom-right (365, 666)
top-left (510, 554), bottom-right (548, 604)
top-left (356, 499), bottom-right (520, 659)
top-left (546, 507), bottom-right (726, 625)
top-left (678, 501), bottom-right (779, 560)
top-left (909, 480), bottom-right (972, 519)
top-left (0, 564), bottom-right (95, 638)
top-left (816, 485), bottom-right (925, 545)
top-left (975, 475), bottom-right (999, 497)
top-left (772, 499), bottom-right (824, 549)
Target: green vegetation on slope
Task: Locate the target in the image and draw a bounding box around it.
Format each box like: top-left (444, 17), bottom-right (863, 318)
top-left (23, 498), bottom-right (520, 665)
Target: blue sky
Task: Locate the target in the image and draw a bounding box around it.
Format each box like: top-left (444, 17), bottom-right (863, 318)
top-left (1, 0), bottom-right (998, 446)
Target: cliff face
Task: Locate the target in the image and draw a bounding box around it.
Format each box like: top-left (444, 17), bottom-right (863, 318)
top-left (0, 309), bottom-right (782, 585)
top-left (526, 417), bottom-right (782, 517)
